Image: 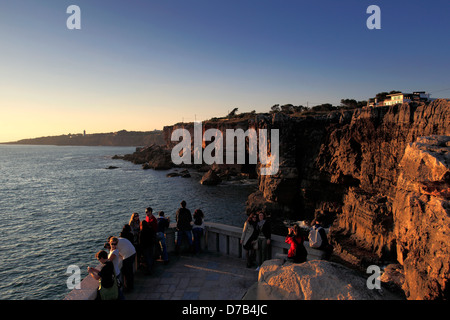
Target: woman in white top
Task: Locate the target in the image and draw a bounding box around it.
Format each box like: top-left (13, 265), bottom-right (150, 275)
top-left (108, 237), bottom-right (121, 281)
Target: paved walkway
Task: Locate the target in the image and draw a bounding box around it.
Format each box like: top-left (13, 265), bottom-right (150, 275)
top-left (125, 251), bottom-right (259, 300)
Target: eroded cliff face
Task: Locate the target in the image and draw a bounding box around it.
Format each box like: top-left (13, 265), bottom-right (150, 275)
top-left (250, 100), bottom-right (449, 300)
top-left (123, 99), bottom-right (449, 299)
top-left (392, 136), bottom-right (450, 300)
top-left (315, 101), bottom-right (449, 260)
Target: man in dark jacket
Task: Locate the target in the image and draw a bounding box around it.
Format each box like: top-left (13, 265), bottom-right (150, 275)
top-left (139, 220), bottom-right (156, 274)
top-left (175, 200), bottom-right (193, 254)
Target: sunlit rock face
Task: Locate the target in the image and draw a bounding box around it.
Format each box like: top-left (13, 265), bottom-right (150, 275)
top-left (248, 259), bottom-right (401, 300)
top-left (393, 135), bottom-right (450, 300)
top-left (246, 100), bottom-right (449, 299)
top-left (127, 100), bottom-right (450, 299)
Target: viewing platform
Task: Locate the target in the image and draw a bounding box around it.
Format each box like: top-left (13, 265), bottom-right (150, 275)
top-left (65, 222), bottom-right (325, 300)
top-left (126, 249), bottom-right (257, 300)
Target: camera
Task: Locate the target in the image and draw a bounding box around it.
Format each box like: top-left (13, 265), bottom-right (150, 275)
top-left (103, 242), bottom-right (111, 249)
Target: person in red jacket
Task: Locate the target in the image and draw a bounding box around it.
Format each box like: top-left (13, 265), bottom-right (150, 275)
top-left (145, 207), bottom-right (158, 232)
top-left (285, 224), bottom-right (308, 263)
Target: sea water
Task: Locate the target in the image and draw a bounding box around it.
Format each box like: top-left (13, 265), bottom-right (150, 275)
top-left (0, 145), bottom-right (255, 300)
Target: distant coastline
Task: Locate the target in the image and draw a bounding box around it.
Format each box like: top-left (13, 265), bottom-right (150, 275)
top-left (1, 130), bottom-right (165, 147)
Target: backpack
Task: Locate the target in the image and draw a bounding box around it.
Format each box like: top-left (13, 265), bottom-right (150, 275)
top-left (308, 225), bottom-right (323, 248)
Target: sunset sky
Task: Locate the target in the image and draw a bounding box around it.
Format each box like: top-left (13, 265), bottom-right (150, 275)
top-left (1, 0), bottom-right (449, 142)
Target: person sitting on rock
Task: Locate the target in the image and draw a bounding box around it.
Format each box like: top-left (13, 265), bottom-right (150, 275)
top-left (285, 224), bottom-right (308, 263)
top-left (308, 216), bottom-right (333, 260)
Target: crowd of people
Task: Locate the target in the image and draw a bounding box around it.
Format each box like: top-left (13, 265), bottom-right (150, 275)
top-left (87, 200), bottom-right (205, 300)
top-left (87, 200), bottom-right (332, 300)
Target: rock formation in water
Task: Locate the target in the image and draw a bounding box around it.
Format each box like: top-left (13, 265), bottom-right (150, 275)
top-left (120, 144), bottom-right (173, 170)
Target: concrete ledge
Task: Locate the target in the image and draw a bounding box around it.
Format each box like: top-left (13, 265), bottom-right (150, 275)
top-left (64, 264), bottom-right (100, 300)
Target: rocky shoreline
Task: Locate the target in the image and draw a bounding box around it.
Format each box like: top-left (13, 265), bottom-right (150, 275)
top-left (114, 100), bottom-right (450, 300)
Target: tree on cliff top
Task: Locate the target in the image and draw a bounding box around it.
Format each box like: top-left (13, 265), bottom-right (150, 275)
top-left (340, 99), bottom-right (358, 109)
top-left (270, 104), bottom-right (281, 113)
top-left (227, 108), bottom-right (239, 118)
top-left (376, 92), bottom-right (389, 101)
top-left (340, 99), bottom-right (367, 109)
top-left (312, 103), bottom-right (336, 112)
top-left (281, 104), bottom-right (295, 114)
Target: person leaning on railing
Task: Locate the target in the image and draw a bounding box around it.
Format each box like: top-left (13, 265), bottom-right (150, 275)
top-left (87, 250), bottom-right (119, 300)
top-left (240, 213), bottom-right (259, 268)
top-left (255, 212), bottom-right (271, 271)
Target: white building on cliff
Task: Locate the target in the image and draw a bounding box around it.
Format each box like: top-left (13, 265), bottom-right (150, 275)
top-left (368, 91), bottom-right (432, 107)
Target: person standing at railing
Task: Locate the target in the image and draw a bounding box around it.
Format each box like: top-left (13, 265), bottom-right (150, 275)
top-left (128, 212), bottom-right (141, 265)
top-left (175, 200), bottom-right (194, 254)
top-left (145, 207), bottom-right (158, 233)
top-left (192, 209), bottom-right (205, 254)
top-left (240, 213), bottom-right (259, 268)
top-left (139, 220), bottom-right (156, 274)
top-left (87, 250), bottom-right (119, 300)
top-left (255, 212), bottom-right (271, 271)
top-left (157, 211), bottom-right (170, 264)
top-left (128, 212), bottom-right (141, 246)
top-left (105, 235), bottom-right (136, 292)
top-left (108, 237), bottom-right (122, 283)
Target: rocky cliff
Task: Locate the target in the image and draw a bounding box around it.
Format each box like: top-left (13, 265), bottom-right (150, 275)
top-left (250, 100), bottom-right (449, 299)
top-left (392, 135), bottom-right (450, 299)
top-left (120, 99), bottom-right (449, 299)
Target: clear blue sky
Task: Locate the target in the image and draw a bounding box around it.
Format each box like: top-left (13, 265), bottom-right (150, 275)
top-left (1, 0), bottom-right (449, 142)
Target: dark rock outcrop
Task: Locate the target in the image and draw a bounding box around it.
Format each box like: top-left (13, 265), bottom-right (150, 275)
top-left (166, 169), bottom-right (191, 178)
top-left (123, 144), bottom-right (173, 170)
top-left (200, 169), bottom-right (222, 185)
